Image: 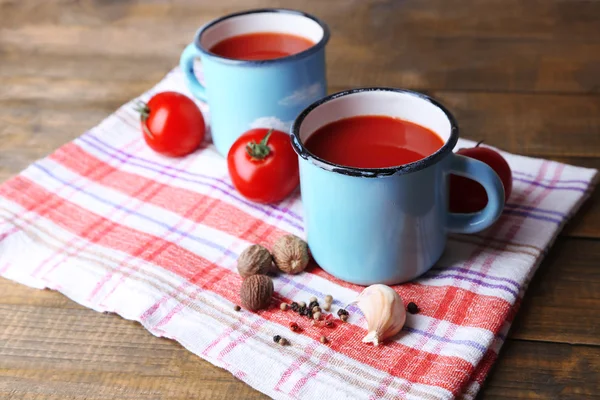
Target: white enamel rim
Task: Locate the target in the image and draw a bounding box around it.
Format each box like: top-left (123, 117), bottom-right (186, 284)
top-left (194, 8), bottom-right (330, 65)
top-left (290, 87), bottom-right (459, 178)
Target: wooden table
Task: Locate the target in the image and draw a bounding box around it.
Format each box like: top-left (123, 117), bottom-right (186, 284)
top-left (1, 1), bottom-right (599, 398)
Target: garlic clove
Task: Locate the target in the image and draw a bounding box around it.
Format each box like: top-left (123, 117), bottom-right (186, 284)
top-left (355, 284), bottom-right (406, 346)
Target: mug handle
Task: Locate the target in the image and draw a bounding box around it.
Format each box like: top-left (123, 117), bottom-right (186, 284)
top-left (446, 153), bottom-right (505, 234)
top-left (179, 43), bottom-right (207, 102)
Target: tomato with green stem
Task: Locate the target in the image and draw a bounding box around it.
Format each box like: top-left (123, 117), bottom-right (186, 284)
top-left (137, 91), bottom-right (205, 157)
top-left (227, 128), bottom-right (300, 204)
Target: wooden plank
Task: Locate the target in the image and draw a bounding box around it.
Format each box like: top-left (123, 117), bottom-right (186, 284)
top-left (430, 92), bottom-right (600, 158)
top-left (0, 288), bottom-right (267, 400)
top-left (509, 238), bottom-right (600, 346)
top-left (1, 1), bottom-right (600, 93)
top-left (2, 83), bottom-right (600, 159)
top-left (2, 0), bottom-right (599, 41)
top-left (478, 340), bottom-right (600, 399)
top-left (0, 101), bottom-right (118, 182)
top-left (554, 157), bottom-right (600, 240)
top-left (327, 88), bottom-right (600, 159)
top-left (2, 73), bottom-right (598, 163)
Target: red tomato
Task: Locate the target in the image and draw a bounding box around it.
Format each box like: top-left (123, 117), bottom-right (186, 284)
top-left (227, 128), bottom-right (300, 204)
top-left (138, 91), bottom-right (205, 157)
top-left (449, 142), bottom-right (513, 213)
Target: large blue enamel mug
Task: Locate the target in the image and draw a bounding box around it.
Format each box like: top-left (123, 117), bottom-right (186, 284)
top-left (180, 9), bottom-right (329, 156)
top-left (291, 88), bottom-right (505, 285)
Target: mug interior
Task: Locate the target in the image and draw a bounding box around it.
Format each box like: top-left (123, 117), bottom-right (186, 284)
top-left (199, 10), bottom-right (325, 51)
top-left (293, 88), bottom-right (458, 176)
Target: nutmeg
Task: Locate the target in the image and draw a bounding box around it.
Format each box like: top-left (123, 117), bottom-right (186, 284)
top-left (237, 244), bottom-right (274, 278)
top-left (240, 275), bottom-right (274, 311)
top-left (272, 234), bottom-right (309, 274)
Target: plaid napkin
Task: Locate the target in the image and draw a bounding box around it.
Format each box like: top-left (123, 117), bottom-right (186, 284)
top-left (0, 68), bottom-right (596, 400)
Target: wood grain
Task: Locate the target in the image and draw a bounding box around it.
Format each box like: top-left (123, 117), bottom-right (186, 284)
top-left (1, 0), bottom-right (600, 93)
top-left (1, 0), bottom-right (600, 399)
top-left (327, 87), bottom-right (600, 159)
top-left (0, 290), bottom-right (266, 400)
top-left (508, 238), bottom-right (600, 346)
top-left (479, 340), bottom-right (600, 399)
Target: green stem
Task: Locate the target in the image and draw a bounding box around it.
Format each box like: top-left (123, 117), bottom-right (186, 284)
top-left (135, 101), bottom-right (154, 140)
top-left (246, 129), bottom-right (274, 160)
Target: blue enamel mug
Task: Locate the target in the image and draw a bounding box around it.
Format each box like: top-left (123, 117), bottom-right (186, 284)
top-left (180, 9), bottom-right (329, 156)
top-left (291, 88), bottom-right (505, 285)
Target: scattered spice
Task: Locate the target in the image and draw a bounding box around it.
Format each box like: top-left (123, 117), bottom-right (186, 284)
top-left (272, 234), bottom-right (309, 274)
top-left (320, 336), bottom-right (328, 344)
top-left (298, 301), bottom-right (306, 308)
top-left (278, 337), bottom-right (289, 346)
top-left (240, 275), bottom-right (274, 311)
top-left (407, 302), bottom-right (419, 314)
top-left (309, 296), bottom-right (317, 303)
top-left (337, 309), bottom-right (349, 317)
top-left (340, 314), bottom-right (348, 322)
top-left (280, 302), bottom-right (289, 311)
top-left (289, 322), bottom-right (299, 332)
top-left (308, 300), bottom-right (319, 310)
top-left (324, 294), bottom-right (333, 304)
top-left (312, 306), bottom-right (321, 313)
top-left (234, 305), bottom-right (241, 312)
top-left (273, 335), bottom-right (281, 343)
top-left (290, 302), bottom-right (299, 311)
top-left (322, 303), bottom-right (331, 312)
top-left (313, 312), bottom-right (322, 320)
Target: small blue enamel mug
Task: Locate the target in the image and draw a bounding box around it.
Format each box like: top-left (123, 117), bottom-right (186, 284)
top-left (291, 88), bottom-right (505, 285)
top-left (180, 9), bottom-right (329, 156)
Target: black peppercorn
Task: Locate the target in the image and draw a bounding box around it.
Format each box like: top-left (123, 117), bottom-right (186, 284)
top-left (273, 335), bottom-right (281, 343)
top-left (298, 305), bottom-right (307, 314)
top-left (308, 301), bottom-right (319, 310)
top-left (407, 302), bottom-right (419, 314)
top-left (337, 309), bottom-right (349, 317)
top-left (306, 309), bottom-right (313, 319)
top-left (290, 302), bottom-right (299, 311)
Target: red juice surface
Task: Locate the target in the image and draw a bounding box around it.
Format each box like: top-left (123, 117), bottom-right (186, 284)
top-left (304, 116), bottom-right (445, 168)
top-left (209, 32), bottom-right (314, 61)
